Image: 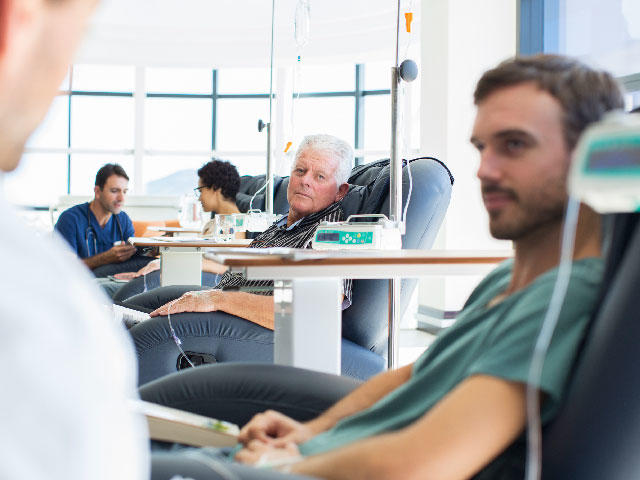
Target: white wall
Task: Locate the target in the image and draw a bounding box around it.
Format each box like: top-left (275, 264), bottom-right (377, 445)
top-left (417, 0), bottom-right (516, 315)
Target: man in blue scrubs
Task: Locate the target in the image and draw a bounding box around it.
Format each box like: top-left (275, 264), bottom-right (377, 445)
top-left (55, 163), bottom-right (137, 274)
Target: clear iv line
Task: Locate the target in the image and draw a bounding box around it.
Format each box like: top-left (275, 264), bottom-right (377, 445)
top-left (525, 196), bottom-right (581, 480)
top-left (167, 298), bottom-right (196, 369)
top-left (249, 176), bottom-right (272, 212)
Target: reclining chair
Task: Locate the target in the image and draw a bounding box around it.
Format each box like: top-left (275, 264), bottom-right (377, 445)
top-left (130, 157), bottom-right (453, 385)
top-left (144, 213), bottom-right (640, 479)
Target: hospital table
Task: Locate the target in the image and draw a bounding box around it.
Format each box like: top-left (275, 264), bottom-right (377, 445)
top-left (205, 248), bottom-right (511, 375)
top-left (128, 237), bottom-right (253, 286)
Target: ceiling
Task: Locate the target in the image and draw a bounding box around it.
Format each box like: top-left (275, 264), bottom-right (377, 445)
top-left (76, 0), bottom-right (420, 68)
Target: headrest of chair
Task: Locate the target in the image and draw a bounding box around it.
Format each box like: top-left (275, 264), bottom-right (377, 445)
top-left (340, 185), bottom-right (370, 218)
top-left (238, 175), bottom-right (284, 195)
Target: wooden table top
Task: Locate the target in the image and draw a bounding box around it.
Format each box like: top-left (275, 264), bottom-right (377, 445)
top-left (205, 248), bottom-right (512, 267)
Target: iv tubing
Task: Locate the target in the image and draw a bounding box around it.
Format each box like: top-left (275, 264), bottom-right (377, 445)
top-left (525, 196), bottom-right (580, 480)
top-left (167, 298), bottom-right (196, 369)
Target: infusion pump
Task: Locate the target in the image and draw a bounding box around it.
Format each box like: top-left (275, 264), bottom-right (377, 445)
top-left (570, 111), bottom-right (640, 213)
top-left (312, 214), bottom-right (402, 250)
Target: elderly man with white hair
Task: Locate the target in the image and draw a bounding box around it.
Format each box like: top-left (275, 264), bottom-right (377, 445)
top-left (126, 134), bottom-right (355, 378)
top-left (146, 133), bottom-right (354, 327)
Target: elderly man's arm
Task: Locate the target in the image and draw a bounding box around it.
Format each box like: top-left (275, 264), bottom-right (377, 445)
top-left (149, 290), bottom-right (275, 329)
top-left (150, 289), bottom-right (346, 331)
top-left (287, 375), bottom-right (526, 480)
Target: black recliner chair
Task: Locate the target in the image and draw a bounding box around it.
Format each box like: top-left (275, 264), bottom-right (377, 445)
top-left (541, 213), bottom-right (640, 478)
top-left (130, 157), bottom-right (453, 385)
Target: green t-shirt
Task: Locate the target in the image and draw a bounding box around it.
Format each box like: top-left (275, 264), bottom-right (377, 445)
top-left (300, 257), bottom-right (603, 460)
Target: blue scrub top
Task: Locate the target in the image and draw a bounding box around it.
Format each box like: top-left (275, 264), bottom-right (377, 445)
top-left (54, 202), bottom-right (135, 259)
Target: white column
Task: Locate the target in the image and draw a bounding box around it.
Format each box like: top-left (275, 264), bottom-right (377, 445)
top-left (417, 0), bottom-right (516, 324)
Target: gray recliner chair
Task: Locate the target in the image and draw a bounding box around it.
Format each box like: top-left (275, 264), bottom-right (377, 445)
top-left (130, 157), bottom-right (453, 385)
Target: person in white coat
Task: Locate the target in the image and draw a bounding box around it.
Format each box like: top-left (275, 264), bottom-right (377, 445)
top-left (0, 0), bottom-right (148, 478)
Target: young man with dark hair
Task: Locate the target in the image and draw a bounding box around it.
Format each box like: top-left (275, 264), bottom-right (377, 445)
top-left (54, 162), bottom-right (139, 273)
top-left (151, 54), bottom-right (624, 480)
top-left (0, 0), bottom-right (148, 479)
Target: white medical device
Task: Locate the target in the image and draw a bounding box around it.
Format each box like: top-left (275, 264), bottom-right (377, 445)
top-left (569, 111), bottom-right (640, 213)
top-left (312, 214), bottom-right (402, 250)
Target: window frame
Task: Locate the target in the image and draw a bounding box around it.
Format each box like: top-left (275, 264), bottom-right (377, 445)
top-left (16, 64), bottom-right (395, 208)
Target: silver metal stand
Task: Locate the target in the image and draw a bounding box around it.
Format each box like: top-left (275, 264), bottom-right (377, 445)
top-left (264, 0), bottom-right (276, 214)
top-left (387, 0), bottom-right (404, 369)
top-left (265, 122), bottom-right (274, 214)
top-left (388, 278), bottom-right (401, 368)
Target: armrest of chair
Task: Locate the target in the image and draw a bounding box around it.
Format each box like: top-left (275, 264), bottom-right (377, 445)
top-left (139, 363), bottom-right (361, 427)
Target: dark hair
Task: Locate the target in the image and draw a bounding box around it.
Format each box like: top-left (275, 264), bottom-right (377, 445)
top-left (474, 54), bottom-right (625, 149)
top-left (95, 163), bottom-right (129, 189)
top-left (197, 159), bottom-right (240, 201)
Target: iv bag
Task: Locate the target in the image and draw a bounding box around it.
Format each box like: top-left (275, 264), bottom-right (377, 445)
top-left (295, 0), bottom-right (311, 48)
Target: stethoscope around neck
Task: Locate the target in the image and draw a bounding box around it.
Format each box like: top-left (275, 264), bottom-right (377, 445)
top-left (85, 203), bottom-right (124, 257)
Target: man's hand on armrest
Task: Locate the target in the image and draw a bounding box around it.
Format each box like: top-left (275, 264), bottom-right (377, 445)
top-left (238, 410), bottom-right (319, 447)
top-left (235, 364), bottom-right (413, 464)
top-left (150, 289), bottom-right (223, 317)
top-left (83, 244), bottom-right (137, 269)
top-left (149, 290), bottom-right (274, 329)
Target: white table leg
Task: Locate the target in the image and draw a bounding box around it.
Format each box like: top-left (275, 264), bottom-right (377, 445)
top-left (273, 278), bottom-right (342, 375)
top-left (160, 247), bottom-right (203, 287)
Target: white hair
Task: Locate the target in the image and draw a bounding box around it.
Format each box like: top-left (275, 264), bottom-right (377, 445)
top-left (294, 134), bottom-right (353, 185)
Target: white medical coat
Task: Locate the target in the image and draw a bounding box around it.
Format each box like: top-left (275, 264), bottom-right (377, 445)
top-left (0, 194), bottom-right (149, 479)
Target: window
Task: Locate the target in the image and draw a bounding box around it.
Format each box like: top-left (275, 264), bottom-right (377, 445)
top-left (70, 96), bottom-right (134, 150)
top-left (145, 97), bottom-right (212, 151)
top-left (218, 68), bottom-right (270, 94)
top-left (146, 67), bottom-right (212, 95)
top-left (4, 153), bottom-right (67, 206)
top-left (72, 64), bottom-right (135, 93)
top-left (217, 98), bottom-right (269, 151)
top-left (142, 156), bottom-right (210, 196)
top-left (520, 0), bottom-right (640, 103)
top-left (558, 0), bottom-right (640, 78)
top-left (10, 63), bottom-right (401, 211)
top-left (297, 64), bottom-right (354, 93)
top-left (26, 96), bottom-right (68, 149)
top-left (295, 97), bottom-right (355, 143)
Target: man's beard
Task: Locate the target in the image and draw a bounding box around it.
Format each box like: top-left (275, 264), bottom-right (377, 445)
top-left (483, 183), bottom-right (566, 241)
top-left (488, 205), bottom-right (564, 240)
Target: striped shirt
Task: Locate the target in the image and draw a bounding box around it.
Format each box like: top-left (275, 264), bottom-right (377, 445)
top-left (215, 202), bottom-right (353, 309)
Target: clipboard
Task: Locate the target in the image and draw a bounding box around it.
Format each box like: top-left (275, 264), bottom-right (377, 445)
top-left (132, 399), bottom-right (239, 448)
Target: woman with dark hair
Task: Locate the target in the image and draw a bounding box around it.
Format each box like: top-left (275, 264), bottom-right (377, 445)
top-left (196, 159), bottom-right (243, 235)
top-left (111, 160), bottom-right (243, 302)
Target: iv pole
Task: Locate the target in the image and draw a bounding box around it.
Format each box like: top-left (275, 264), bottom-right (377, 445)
top-left (259, 0), bottom-right (276, 214)
top-left (388, 0), bottom-right (418, 369)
